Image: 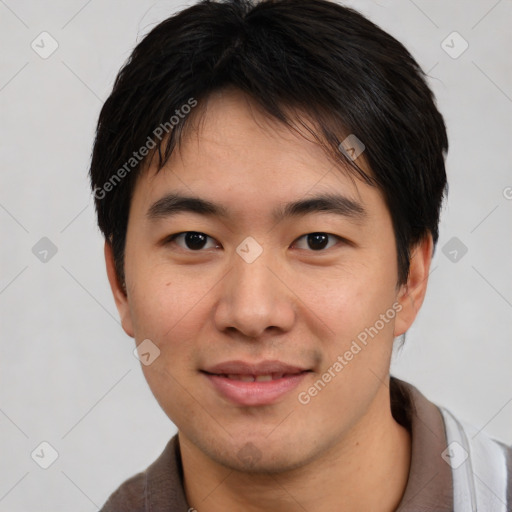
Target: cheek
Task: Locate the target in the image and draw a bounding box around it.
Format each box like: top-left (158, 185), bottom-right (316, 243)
top-left (296, 256), bottom-right (399, 337)
top-left (126, 263), bottom-right (213, 350)
top-left (127, 270), bottom-right (214, 418)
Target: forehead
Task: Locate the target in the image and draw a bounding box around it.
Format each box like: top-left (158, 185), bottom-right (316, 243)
top-left (178, 89), bottom-right (340, 179)
top-left (133, 88), bottom-right (383, 220)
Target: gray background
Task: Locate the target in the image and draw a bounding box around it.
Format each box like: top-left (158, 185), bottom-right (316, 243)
top-left (1, 0), bottom-right (511, 510)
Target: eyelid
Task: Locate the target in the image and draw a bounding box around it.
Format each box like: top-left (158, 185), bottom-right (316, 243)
top-left (166, 231), bottom-right (221, 250)
top-left (163, 231), bottom-right (348, 252)
top-left (292, 232), bottom-right (344, 251)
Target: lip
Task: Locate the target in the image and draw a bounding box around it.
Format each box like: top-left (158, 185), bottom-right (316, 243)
top-left (202, 360), bottom-right (311, 406)
top-left (204, 360), bottom-right (307, 376)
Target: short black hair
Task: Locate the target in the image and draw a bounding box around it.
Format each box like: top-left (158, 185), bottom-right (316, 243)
top-left (90, 0), bottom-right (448, 286)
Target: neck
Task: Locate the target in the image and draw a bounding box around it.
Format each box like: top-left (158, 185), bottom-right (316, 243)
top-left (180, 383), bottom-right (411, 512)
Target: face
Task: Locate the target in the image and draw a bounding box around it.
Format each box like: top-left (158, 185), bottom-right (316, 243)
top-left (108, 88), bottom-right (427, 473)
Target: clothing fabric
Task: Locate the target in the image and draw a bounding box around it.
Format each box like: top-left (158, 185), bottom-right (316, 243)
top-left (100, 378), bottom-right (511, 511)
top-left (439, 407), bottom-right (510, 511)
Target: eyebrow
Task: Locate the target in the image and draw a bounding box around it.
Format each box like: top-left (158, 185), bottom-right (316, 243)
top-left (147, 194), bottom-right (229, 220)
top-left (273, 193), bottom-right (366, 223)
top-left (147, 192), bottom-right (366, 223)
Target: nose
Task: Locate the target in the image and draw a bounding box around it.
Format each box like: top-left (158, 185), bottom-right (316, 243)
top-left (213, 250), bottom-right (296, 339)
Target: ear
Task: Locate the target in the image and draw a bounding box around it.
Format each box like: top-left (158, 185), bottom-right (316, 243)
top-left (394, 234), bottom-right (433, 337)
top-left (104, 241), bottom-right (134, 338)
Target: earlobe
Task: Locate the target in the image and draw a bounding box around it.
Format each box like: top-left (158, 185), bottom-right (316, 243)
top-left (394, 234), bottom-right (433, 337)
top-left (104, 241), bottom-right (134, 338)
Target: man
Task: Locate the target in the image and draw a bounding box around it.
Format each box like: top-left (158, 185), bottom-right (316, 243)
top-left (90, 0), bottom-right (511, 510)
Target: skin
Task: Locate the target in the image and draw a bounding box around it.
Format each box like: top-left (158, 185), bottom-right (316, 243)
top-left (106, 88), bottom-right (433, 511)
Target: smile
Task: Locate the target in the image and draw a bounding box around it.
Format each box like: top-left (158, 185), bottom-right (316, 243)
top-left (223, 372), bottom-right (300, 382)
top-left (201, 361), bottom-right (311, 406)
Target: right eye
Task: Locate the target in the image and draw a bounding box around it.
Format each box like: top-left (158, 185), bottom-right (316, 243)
top-left (167, 231), bottom-right (220, 251)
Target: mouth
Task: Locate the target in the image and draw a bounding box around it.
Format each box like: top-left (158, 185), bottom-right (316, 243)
top-left (201, 360), bottom-right (312, 406)
top-left (212, 372), bottom-right (304, 382)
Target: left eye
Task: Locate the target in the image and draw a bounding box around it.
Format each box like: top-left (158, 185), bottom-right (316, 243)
top-left (169, 231), bottom-right (219, 251)
top-left (293, 232), bottom-right (340, 251)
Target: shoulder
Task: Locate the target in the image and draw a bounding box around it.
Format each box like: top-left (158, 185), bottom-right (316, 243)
top-left (100, 471), bottom-right (146, 512)
top-left (439, 405), bottom-right (512, 508)
top-left (99, 435), bottom-right (187, 512)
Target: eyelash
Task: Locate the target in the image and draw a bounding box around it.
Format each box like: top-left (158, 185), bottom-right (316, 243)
top-left (166, 231), bottom-right (343, 252)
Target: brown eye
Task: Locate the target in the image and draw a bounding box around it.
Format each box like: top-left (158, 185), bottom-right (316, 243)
top-left (307, 233), bottom-right (329, 250)
top-left (294, 232), bottom-right (339, 251)
top-left (171, 232), bottom-right (218, 250)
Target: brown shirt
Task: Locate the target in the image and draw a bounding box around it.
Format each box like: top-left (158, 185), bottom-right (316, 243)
top-left (100, 378), bottom-right (510, 511)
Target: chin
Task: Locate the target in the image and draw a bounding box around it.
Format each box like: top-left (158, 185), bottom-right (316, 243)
top-left (202, 436), bottom-right (317, 475)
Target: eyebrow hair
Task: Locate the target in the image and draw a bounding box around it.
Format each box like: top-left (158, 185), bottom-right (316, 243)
top-left (147, 194), bottom-right (230, 220)
top-left (272, 193), bottom-right (366, 222)
top-left (147, 192), bottom-right (366, 223)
